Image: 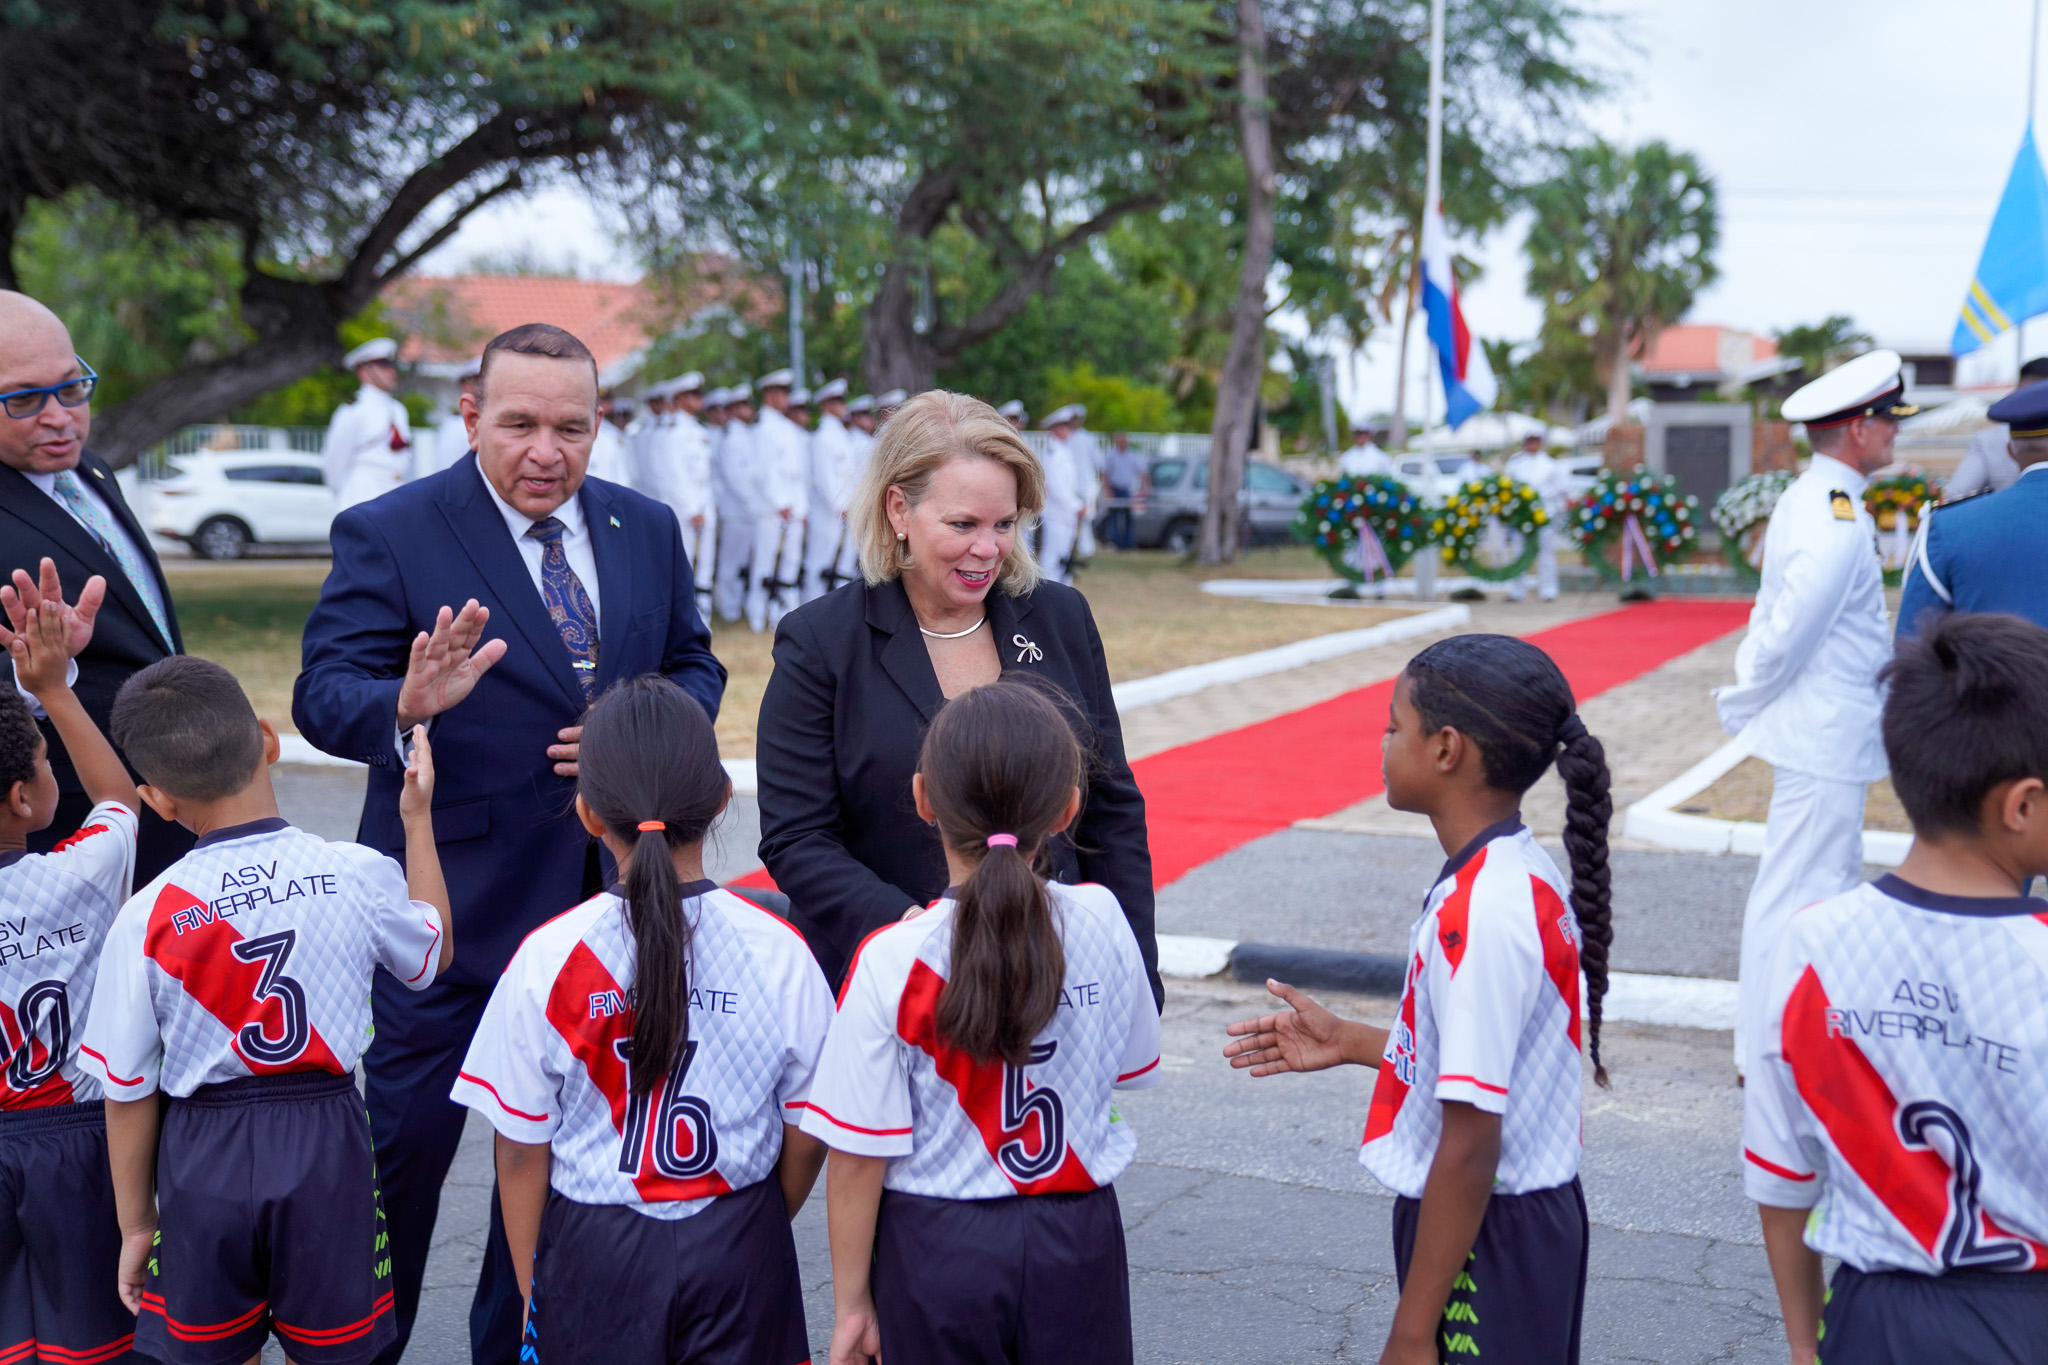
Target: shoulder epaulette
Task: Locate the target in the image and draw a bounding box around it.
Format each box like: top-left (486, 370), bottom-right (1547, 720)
top-left (1932, 487), bottom-right (1992, 511)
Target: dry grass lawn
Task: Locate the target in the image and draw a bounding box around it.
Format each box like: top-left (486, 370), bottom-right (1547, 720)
top-left (1679, 755), bottom-right (1911, 834)
top-left (166, 546), bottom-right (1405, 759)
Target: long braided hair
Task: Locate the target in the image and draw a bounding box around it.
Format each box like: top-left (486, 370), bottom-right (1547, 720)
top-left (1405, 634), bottom-right (1615, 1086)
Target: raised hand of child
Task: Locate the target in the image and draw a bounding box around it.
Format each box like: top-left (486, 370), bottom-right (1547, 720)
top-left (401, 725), bottom-right (436, 820)
top-left (1223, 979), bottom-right (1355, 1076)
top-left (7, 605), bottom-right (74, 701)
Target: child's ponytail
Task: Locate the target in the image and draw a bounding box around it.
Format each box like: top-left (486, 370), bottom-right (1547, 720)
top-left (1554, 714), bottom-right (1613, 1088)
top-left (577, 676), bottom-right (730, 1096)
top-left (919, 681), bottom-right (1085, 1068)
top-left (1405, 633), bottom-right (1618, 1087)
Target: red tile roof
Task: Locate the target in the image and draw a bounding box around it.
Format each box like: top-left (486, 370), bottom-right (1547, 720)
top-left (1639, 324), bottom-right (1778, 376)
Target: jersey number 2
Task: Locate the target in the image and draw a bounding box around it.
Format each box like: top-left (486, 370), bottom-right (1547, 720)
top-left (232, 930), bottom-right (311, 1065)
top-left (998, 1040), bottom-right (1068, 1182)
top-left (615, 1039), bottom-right (719, 1180)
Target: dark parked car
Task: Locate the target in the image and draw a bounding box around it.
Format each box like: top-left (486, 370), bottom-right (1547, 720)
top-left (1125, 457), bottom-right (1307, 552)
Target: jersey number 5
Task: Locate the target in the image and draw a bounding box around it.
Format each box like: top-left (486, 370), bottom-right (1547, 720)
top-left (232, 930), bottom-right (312, 1066)
top-left (998, 1040), bottom-right (1069, 1183)
top-left (615, 1039), bottom-right (720, 1181)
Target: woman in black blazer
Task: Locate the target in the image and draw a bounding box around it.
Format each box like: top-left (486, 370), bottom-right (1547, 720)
top-left (755, 390), bottom-right (1160, 1003)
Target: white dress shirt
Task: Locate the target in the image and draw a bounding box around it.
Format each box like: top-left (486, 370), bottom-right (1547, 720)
top-left (1713, 454), bottom-right (1889, 783)
top-left (479, 469), bottom-right (603, 625)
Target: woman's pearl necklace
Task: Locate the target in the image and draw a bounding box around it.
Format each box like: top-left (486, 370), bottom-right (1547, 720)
top-left (918, 615), bottom-right (988, 641)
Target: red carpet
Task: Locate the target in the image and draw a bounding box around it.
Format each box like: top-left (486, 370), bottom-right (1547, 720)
top-left (733, 599), bottom-right (1753, 895)
top-left (1130, 599), bottom-right (1753, 887)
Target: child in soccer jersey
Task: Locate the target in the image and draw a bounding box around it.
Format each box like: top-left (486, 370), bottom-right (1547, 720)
top-left (76, 656), bottom-right (452, 1365)
top-left (1744, 613), bottom-right (2048, 1365)
top-left (1223, 634), bottom-right (1617, 1365)
top-left (0, 601), bottom-right (143, 1362)
top-left (452, 675), bottom-right (833, 1365)
top-left (803, 680), bottom-right (1162, 1365)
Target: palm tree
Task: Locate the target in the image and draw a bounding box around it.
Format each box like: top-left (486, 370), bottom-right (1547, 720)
top-left (1772, 315), bottom-right (1874, 381)
top-left (1524, 140), bottom-right (1720, 420)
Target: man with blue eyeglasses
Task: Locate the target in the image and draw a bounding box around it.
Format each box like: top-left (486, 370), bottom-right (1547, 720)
top-left (0, 290), bottom-right (190, 883)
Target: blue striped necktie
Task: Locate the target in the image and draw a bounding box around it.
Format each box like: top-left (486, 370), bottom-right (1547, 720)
top-left (526, 517), bottom-right (600, 698)
top-left (50, 470), bottom-right (173, 647)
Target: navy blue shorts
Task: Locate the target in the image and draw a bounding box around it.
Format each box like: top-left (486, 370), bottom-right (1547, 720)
top-left (137, 1071), bottom-right (393, 1365)
top-left (1393, 1177), bottom-right (1588, 1364)
top-left (1821, 1263), bottom-right (2048, 1364)
top-left (521, 1178), bottom-right (807, 1365)
top-left (0, 1102), bottom-right (135, 1364)
top-left (872, 1185), bottom-right (1131, 1365)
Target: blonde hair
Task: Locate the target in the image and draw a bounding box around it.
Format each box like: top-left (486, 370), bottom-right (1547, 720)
top-left (851, 389), bottom-right (1047, 593)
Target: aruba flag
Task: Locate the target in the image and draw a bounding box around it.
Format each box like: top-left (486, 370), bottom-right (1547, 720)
top-left (1421, 202), bottom-right (1497, 427)
top-left (1953, 128), bottom-right (2048, 356)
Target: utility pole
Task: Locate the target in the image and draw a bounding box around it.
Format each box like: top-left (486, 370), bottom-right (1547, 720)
top-left (787, 246), bottom-right (806, 383)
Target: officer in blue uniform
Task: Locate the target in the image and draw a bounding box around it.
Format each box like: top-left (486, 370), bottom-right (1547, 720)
top-left (1898, 382), bottom-right (2048, 638)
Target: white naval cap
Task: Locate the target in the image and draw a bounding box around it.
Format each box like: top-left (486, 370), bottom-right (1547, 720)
top-left (996, 399), bottom-right (1026, 421)
top-left (813, 378), bottom-right (849, 403)
top-left (1041, 403), bottom-right (1080, 429)
top-left (846, 394), bottom-right (875, 414)
top-left (756, 368), bottom-right (796, 391)
top-left (667, 371), bottom-right (704, 394)
top-left (455, 355), bottom-right (482, 380)
top-left (789, 386), bottom-right (812, 406)
top-left (728, 380), bottom-right (754, 402)
top-left (705, 386), bottom-right (731, 406)
top-left (343, 337), bottom-right (399, 368)
top-left (642, 378), bottom-right (674, 401)
top-left (874, 388), bottom-right (909, 409)
top-left (1780, 349), bottom-right (1920, 428)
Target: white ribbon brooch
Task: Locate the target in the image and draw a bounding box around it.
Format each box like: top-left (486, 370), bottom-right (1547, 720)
top-left (1013, 634), bottom-right (1043, 664)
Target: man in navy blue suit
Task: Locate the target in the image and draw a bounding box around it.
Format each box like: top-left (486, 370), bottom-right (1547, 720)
top-left (293, 322), bottom-right (724, 1363)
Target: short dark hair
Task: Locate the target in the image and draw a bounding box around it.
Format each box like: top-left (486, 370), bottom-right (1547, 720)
top-left (111, 656), bottom-right (264, 800)
top-left (474, 323), bottom-right (597, 406)
top-left (2020, 355), bottom-right (2048, 382)
top-left (1880, 614), bottom-right (2048, 835)
top-left (0, 693), bottom-right (40, 793)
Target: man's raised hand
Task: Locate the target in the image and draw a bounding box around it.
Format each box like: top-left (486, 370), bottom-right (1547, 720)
top-left (1223, 979), bottom-right (1359, 1076)
top-left (396, 600), bottom-right (507, 730)
top-left (0, 558), bottom-right (105, 659)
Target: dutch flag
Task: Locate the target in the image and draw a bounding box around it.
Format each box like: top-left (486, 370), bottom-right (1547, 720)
top-left (1421, 202), bottom-right (1497, 429)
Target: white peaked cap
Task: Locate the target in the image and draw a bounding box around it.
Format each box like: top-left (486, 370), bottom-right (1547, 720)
top-left (343, 337), bottom-right (399, 368)
top-left (847, 395), bottom-right (875, 414)
top-left (728, 381), bottom-right (754, 402)
top-left (789, 387), bottom-right (812, 406)
top-left (875, 388), bottom-right (909, 408)
top-left (456, 355), bottom-right (483, 379)
top-left (668, 371), bottom-right (705, 393)
top-left (705, 387), bottom-right (731, 406)
top-left (756, 368), bottom-right (796, 391)
top-left (813, 378), bottom-right (849, 402)
top-left (1041, 404), bottom-right (1078, 429)
top-left (996, 399), bottom-right (1026, 420)
top-left (1781, 349), bottom-right (1916, 427)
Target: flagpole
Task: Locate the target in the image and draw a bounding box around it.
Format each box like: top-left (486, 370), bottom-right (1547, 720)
top-left (1422, 0), bottom-right (1444, 450)
top-left (2026, 0), bottom-right (2040, 362)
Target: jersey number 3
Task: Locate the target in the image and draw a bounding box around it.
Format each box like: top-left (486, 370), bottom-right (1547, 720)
top-left (998, 1040), bottom-right (1069, 1183)
top-left (232, 930), bottom-right (312, 1066)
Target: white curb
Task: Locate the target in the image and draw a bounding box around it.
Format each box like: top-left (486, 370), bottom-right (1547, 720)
top-left (1199, 577), bottom-right (1484, 601)
top-left (276, 734), bottom-right (761, 796)
top-left (1109, 605), bottom-right (1470, 711)
top-left (1622, 734), bottom-right (1910, 866)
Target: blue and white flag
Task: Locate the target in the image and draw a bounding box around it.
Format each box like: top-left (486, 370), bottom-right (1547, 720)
top-left (1954, 128), bottom-right (2048, 356)
top-left (1421, 203), bottom-right (1496, 427)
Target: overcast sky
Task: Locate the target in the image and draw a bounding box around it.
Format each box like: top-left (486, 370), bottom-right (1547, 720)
top-left (422, 0), bottom-right (2048, 416)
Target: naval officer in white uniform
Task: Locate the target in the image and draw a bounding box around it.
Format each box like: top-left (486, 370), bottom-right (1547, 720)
top-left (320, 337), bottom-right (413, 509)
top-left (800, 378), bottom-right (858, 602)
top-left (747, 368), bottom-right (810, 631)
top-left (1713, 349), bottom-right (1915, 1073)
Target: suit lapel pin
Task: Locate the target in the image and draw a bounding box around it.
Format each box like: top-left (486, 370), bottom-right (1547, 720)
top-left (609, 515), bottom-right (621, 528)
top-left (1013, 634), bottom-right (1043, 664)
top-left (91, 468), bottom-right (106, 479)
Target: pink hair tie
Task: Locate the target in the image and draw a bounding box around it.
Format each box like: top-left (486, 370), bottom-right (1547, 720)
top-left (985, 833), bottom-right (1019, 849)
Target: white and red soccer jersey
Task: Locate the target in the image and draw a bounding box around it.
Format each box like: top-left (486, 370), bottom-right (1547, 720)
top-left (0, 800), bottom-right (137, 1110)
top-left (1359, 819), bottom-right (1587, 1200)
top-left (78, 818), bottom-right (442, 1099)
top-left (1743, 875), bottom-right (2048, 1274)
top-left (452, 883), bottom-right (833, 1220)
top-left (797, 881), bottom-right (1160, 1200)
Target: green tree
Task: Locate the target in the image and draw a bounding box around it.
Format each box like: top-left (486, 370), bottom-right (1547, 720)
top-left (1772, 314), bottom-right (1873, 383)
top-left (1523, 139), bottom-right (1720, 420)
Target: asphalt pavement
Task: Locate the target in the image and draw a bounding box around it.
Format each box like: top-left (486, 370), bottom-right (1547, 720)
top-left (270, 765), bottom-right (1794, 1364)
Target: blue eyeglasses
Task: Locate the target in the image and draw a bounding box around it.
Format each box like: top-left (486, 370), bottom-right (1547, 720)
top-left (0, 359), bottom-right (98, 420)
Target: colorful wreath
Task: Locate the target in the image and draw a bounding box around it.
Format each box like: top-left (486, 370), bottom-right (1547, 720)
top-left (1864, 466), bottom-right (1941, 578)
top-left (1433, 473), bottom-right (1549, 582)
top-left (1710, 470), bottom-right (1796, 586)
top-left (1566, 466), bottom-right (1699, 585)
top-left (1292, 474), bottom-right (1433, 583)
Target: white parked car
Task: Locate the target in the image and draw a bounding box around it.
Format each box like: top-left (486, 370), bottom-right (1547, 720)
top-left (1394, 452), bottom-right (1491, 503)
top-left (1559, 452), bottom-right (1604, 501)
top-left (144, 452), bottom-right (335, 559)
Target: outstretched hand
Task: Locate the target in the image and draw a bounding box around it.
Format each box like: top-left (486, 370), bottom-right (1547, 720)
top-left (400, 726), bottom-right (436, 820)
top-left (1223, 979), bottom-right (1361, 1076)
top-left (396, 601), bottom-right (507, 730)
top-left (0, 558), bottom-right (105, 660)
top-left (8, 606), bottom-right (75, 700)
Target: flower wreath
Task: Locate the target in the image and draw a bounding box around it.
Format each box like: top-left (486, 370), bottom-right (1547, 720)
top-left (1292, 474), bottom-right (1432, 583)
top-left (1566, 466), bottom-right (1699, 585)
top-left (1864, 466), bottom-right (1941, 578)
top-left (1710, 471), bottom-right (1795, 586)
top-left (1433, 473), bottom-right (1549, 582)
